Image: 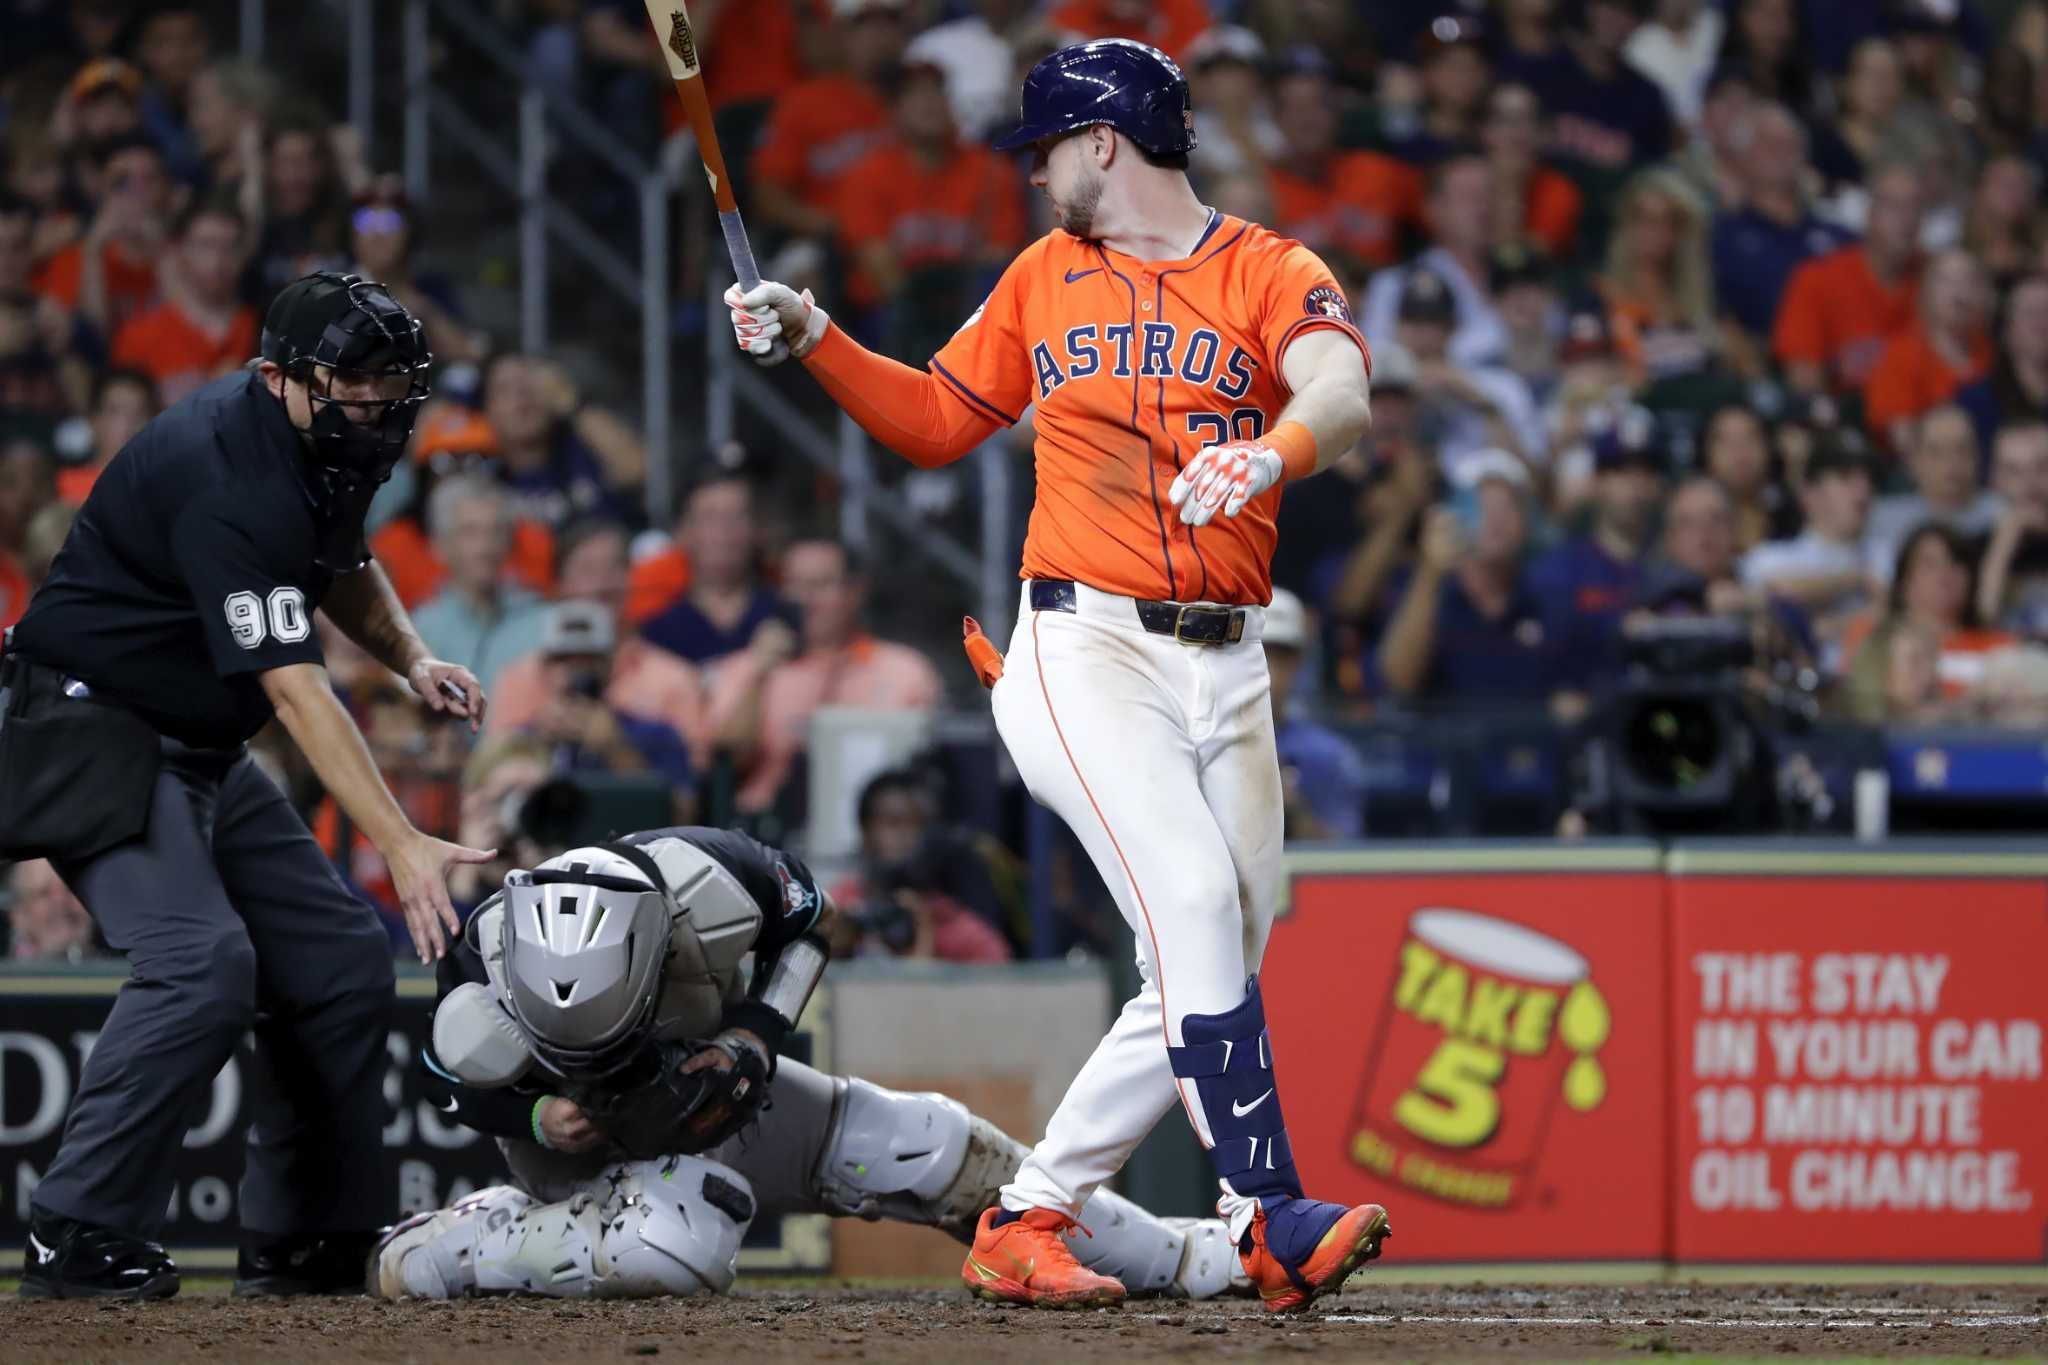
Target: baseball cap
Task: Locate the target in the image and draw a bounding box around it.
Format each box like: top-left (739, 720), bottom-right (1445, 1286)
top-left (1263, 588), bottom-right (1309, 650)
top-left (1372, 339), bottom-right (1420, 394)
top-left (1453, 447), bottom-right (1531, 493)
top-left (1415, 12), bottom-right (1488, 61)
top-left (1397, 267), bottom-right (1457, 324)
top-left (412, 408), bottom-right (500, 464)
top-left (1491, 242), bottom-right (1554, 294)
top-left (1592, 406), bottom-right (1665, 473)
top-left (68, 58), bottom-right (142, 104)
top-left (1559, 304), bottom-right (1614, 361)
top-left (541, 600), bottom-right (616, 658)
top-left (1186, 25), bottom-right (1267, 70)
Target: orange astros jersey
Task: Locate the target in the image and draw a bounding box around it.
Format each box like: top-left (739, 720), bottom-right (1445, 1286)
top-left (928, 212), bottom-right (1367, 606)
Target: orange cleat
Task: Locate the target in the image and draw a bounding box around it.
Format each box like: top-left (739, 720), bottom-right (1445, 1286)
top-left (1239, 1202), bottom-right (1390, 1314)
top-left (960, 1208), bottom-right (1128, 1310)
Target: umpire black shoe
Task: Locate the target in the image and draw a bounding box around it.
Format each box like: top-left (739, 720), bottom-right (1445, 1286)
top-left (233, 1231), bottom-right (379, 1296)
top-left (19, 1212), bottom-right (179, 1300)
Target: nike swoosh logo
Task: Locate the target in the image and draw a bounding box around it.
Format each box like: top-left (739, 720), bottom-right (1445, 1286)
top-left (969, 1254), bottom-right (1030, 1282)
top-left (28, 1233), bottom-right (53, 1264)
top-left (1233, 1088), bottom-right (1275, 1118)
top-left (1063, 268), bottom-right (1101, 283)
top-left (437, 1097), bottom-right (459, 1113)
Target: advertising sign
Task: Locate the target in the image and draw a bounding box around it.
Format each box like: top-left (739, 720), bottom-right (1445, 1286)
top-left (1265, 848), bottom-right (1669, 1261)
top-left (1670, 853), bottom-right (2048, 1263)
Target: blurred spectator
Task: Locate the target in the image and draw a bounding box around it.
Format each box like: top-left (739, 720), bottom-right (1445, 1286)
top-left (1867, 404), bottom-right (2000, 581)
top-left (711, 538), bottom-right (942, 815)
top-left (1543, 304), bottom-right (1637, 512)
top-left (133, 4), bottom-right (212, 186)
top-left (1956, 274), bottom-right (2048, 446)
top-left (1362, 153), bottom-right (1508, 369)
top-left (482, 352), bottom-right (644, 530)
top-left (0, 278), bottom-right (86, 426)
top-left (54, 58), bottom-right (145, 154)
top-left (1383, 14), bottom-right (1492, 165)
top-left (1265, 588), bottom-right (1366, 839)
top-left (110, 196), bottom-right (253, 405)
top-left (906, 0), bottom-right (1032, 142)
top-left (0, 438), bottom-right (55, 628)
top-left (1481, 83), bottom-right (1582, 261)
top-left (1600, 167), bottom-right (1719, 384)
top-left (1184, 26), bottom-right (1282, 181)
top-left (640, 474), bottom-right (791, 666)
top-left (184, 58), bottom-right (274, 203)
top-left (1492, 245), bottom-right (1563, 399)
top-left (1500, 0), bottom-right (1676, 175)
top-left (1393, 267), bottom-right (1544, 480)
top-left (7, 858), bottom-right (98, 962)
top-left (1699, 401), bottom-right (1792, 551)
top-left (489, 518), bottom-right (712, 760)
top-left (1638, 475), bottom-right (1813, 661)
top-left (1773, 161), bottom-right (1925, 396)
top-left (250, 106), bottom-right (364, 301)
top-left (1680, 62), bottom-right (1760, 207)
top-left (4, 121), bottom-right (77, 264)
top-left (1864, 248), bottom-right (1993, 451)
top-left (350, 177), bottom-right (487, 366)
top-left (408, 475), bottom-right (551, 695)
top-left (1242, 0), bottom-right (1377, 91)
top-left (1977, 419), bottom-right (2048, 636)
top-left (750, 0), bottom-right (908, 247)
top-left (1810, 37), bottom-right (1906, 200)
top-left (1974, 42), bottom-right (2039, 163)
top-left (366, 406), bottom-right (558, 608)
top-left (1962, 153), bottom-right (2041, 292)
top-left (1264, 55), bottom-right (1421, 276)
top-left (1373, 455), bottom-right (1560, 707)
top-left (1715, 0), bottom-right (1809, 109)
top-left (1711, 103), bottom-right (1854, 346)
top-left (32, 135), bottom-right (172, 336)
top-left (57, 366), bottom-right (156, 504)
top-left (1310, 344), bottom-right (1434, 636)
top-left (1624, 0), bottom-right (1724, 128)
top-left (1046, 0), bottom-right (1212, 62)
top-left (1841, 523), bottom-right (2016, 722)
top-left (524, 600), bottom-right (695, 798)
top-left (20, 499), bottom-right (76, 595)
top-left (1496, 0), bottom-right (1564, 66)
top-left (1740, 436), bottom-right (1879, 653)
top-left (1531, 410), bottom-right (1666, 690)
top-left (835, 62), bottom-right (1025, 315)
top-left (825, 766), bottom-right (1012, 963)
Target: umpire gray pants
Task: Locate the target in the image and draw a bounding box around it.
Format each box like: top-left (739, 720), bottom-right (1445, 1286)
top-left (34, 740), bottom-right (396, 1239)
top-left (503, 1059), bottom-right (839, 1215)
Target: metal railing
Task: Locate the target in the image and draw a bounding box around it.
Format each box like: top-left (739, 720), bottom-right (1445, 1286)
top-left (269, 0), bottom-right (1011, 630)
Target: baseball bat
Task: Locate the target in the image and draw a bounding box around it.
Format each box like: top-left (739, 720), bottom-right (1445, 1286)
top-left (641, 0), bottom-right (763, 291)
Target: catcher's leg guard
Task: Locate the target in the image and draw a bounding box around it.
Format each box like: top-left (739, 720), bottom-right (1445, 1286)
top-left (369, 1156), bottom-right (754, 1299)
top-left (813, 1078), bottom-right (1239, 1298)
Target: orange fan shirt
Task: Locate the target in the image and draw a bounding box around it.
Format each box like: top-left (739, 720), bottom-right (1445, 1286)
top-left (1265, 152), bottom-right (1422, 271)
top-left (751, 75), bottom-right (893, 214)
top-left (112, 301), bottom-right (259, 406)
top-left (1773, 245), bottom-right (1920, 392)
top-left (1863, 324), bottom-right (1992, 444)
top-left (32, 241), bottom-right (158, 334)
top-left (836, 139), bottom-right (1027, 308)
top-left (928, 214), bottom-right (1367, 606)
top-left (1523, 166), bottom-right (1583, 259)
top-left (1047, 0), bottom-right (1214, 62)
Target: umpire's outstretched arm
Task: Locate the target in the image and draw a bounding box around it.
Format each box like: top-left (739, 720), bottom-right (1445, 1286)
top-left (260, 661), bottom-right (495, 963)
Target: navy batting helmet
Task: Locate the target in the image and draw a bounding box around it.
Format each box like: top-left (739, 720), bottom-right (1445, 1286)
top-left (993, 38), bottom-right (1195, 157)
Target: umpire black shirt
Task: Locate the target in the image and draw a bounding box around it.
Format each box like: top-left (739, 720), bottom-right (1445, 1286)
top-left (12, 371), bottom-right (334, 748)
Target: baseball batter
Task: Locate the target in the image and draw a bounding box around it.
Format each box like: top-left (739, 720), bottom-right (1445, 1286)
top-left (726, 39), bottom-right (1388, 1313)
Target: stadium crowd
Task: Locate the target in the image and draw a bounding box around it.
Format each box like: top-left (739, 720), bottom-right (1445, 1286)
top-left (8, 0), bottom-right (2048, 959)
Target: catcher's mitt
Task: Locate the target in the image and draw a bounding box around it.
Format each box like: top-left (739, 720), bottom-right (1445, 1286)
top-left (579, 1035), bottom-right (770, 1159)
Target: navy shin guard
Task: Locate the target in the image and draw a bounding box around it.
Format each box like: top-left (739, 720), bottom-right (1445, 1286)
top-left (1167, 977), bottom-right (1303, 1208)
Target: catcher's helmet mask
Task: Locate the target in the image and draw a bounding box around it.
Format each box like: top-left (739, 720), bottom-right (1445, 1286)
top-left (260, 270), bottom-right (431, 571)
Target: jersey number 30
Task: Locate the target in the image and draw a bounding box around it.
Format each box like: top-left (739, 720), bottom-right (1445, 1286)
top-left (1187, 409), bottom-right (1267, 447)
top-left (225, 587), bottom-right (310, 650)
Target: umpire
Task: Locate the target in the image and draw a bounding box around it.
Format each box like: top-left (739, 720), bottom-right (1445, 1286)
top-left (3, 272), bottom-right (495, 1300)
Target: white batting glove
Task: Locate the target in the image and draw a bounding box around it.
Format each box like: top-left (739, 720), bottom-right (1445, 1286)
top-left (1168, 440), bottom-right (1286, 526)
top-left (724, 281), bottom-right (829, 365)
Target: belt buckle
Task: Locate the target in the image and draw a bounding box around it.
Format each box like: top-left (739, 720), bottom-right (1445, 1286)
top-left (1172, 604), bottom-right (1224, 645)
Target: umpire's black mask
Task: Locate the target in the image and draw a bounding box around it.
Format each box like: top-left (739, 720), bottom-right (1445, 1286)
top-left (261, 271), bottom-right (432, 571)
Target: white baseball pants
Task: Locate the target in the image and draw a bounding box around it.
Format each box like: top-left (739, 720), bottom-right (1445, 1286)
top-left (991, 581), bottom-right (1283, 1218)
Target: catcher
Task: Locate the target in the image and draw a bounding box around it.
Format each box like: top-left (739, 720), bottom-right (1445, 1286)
top-left (370, 825), bottom-right (1242, 1299)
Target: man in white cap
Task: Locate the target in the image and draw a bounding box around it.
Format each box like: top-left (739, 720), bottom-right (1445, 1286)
top-left (1264, 588), bottom-right (1367, 839)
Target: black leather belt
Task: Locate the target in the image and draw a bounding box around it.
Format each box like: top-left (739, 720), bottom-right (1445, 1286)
top-left (1029, 579), bottom-right (1248, 645)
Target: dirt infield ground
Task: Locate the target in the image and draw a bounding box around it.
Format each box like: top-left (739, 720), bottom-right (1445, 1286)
top-left (6, 1280), bottom-right (2047, 1364)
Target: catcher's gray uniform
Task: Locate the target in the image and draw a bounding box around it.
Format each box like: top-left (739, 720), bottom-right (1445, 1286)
top-left (372, 828), bottom-right (1239, 1300)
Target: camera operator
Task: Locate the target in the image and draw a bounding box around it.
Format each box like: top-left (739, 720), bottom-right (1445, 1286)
top-left (825, 766), bottom-right (1011, 964)
top-left (525, 600), bottom-right (694, 813)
